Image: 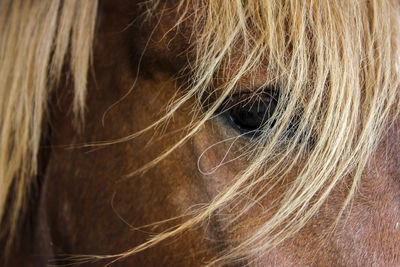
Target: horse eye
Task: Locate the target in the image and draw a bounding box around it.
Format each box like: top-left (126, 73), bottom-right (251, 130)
top-left (224, 91), bottom-right (279, 138)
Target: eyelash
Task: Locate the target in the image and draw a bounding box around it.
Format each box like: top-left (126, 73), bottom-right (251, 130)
top-left (213, 89), bottom-right (314, 150)
top-left (217, 90), bottom-right (280, 138)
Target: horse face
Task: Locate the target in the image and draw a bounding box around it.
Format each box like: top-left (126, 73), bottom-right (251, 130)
top-left (34, 1), bottom-right (400, 266)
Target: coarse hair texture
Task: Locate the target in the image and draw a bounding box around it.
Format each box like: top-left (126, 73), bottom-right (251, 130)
top-left (0, 0), bottom-right (98, 253)
top-left (1, 0), bottom-right (400, 265)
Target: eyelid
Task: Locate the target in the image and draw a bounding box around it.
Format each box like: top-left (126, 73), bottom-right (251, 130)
top-left (217, 89), bottom-right (279, 114)
top-left (212, 89), bottom-right (280, 138)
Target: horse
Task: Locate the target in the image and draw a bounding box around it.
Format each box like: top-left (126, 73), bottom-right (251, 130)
top-left (1, 0), bottom-right (400, 266)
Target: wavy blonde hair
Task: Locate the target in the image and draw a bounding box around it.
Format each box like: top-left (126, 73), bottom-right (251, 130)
top-left (1, 0), bottom-right (400, 265)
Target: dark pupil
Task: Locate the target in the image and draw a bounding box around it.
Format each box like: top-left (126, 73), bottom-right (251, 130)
top-left (229, 94), bottom-right (278, 135)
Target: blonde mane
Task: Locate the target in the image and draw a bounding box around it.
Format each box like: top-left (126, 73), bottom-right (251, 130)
top-left (0, 0), bottom-right (98, 251)
top-left (1, 0), bottom-right (400, 265)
